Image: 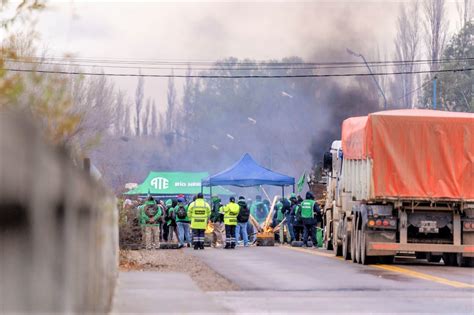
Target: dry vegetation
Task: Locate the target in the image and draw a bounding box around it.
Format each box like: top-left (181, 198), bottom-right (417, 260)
top-left (119, 249), bottom-right (240, 292)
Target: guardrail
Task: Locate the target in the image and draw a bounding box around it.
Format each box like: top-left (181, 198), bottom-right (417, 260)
top-left (0, 113), bottom-right (118, 313)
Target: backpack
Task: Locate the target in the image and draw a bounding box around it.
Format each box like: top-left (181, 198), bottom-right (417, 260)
top-left (237, 203), bottom-right (250, 223)
top-left (177, 205), bottom-right (187, 219)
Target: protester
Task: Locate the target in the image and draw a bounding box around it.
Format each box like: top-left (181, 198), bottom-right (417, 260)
top-left (165, 199), bottom-right (179, 243)
top-left (210, 195), bottom-right (225, 248)
top-left (223, 196), bottom-right (240, 249)
top-left (291, 195), bottom-right (304, 241)
top-left (250, 195), bottom-right (269, 225)
top-left (138, 196), bottom-right (163, 249)
top-left (175, 197), bottom-right (191, 248)
top-left (236, 196), bottom-right (250, 247)
top-left (298, 191), bottom-right (320, 247)
top-left (187, 193), bottom-right (211, 250)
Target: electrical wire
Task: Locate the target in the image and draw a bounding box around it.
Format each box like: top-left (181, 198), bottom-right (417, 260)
top-left (4, 57), bottom-right (472, 72)
top-left (2, 66), bottom-right (472, 78)
top-left (4, 55), bottom-right (473, 68)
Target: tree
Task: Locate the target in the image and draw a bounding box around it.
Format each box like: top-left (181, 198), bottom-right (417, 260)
top-left (456, 0), bottom-right (472, 30)
top-left (423, 0), bottom-right (449, 72)
top-left (150, 100), bottom-right (158, 136)
top-left (394, 1), bottom-right (421, 108)
top-left (165, 70), bottom-right (177, 145)
top-left (421, 22), bottom-right (473, 111)
top-left (135, 73), bottom-right (144, 136)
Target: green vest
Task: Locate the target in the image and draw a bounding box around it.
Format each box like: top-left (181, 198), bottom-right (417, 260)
top-left (224, 202), bottom-right (240, 226)
top-left (188, 199), bottom-right (210, 230)
top-left (301, 200), bottom-right (315, 219)
top-left (139, 201), bottom-right (163, 226)
top-left (276, 202), bottom-right (284, 221)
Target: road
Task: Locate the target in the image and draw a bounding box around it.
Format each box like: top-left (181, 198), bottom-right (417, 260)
top-left (191, 246), bottom-right (474, 314)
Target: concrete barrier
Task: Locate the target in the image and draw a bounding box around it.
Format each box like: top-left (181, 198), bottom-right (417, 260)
top-left (0, 113), bottom-right (118, 313)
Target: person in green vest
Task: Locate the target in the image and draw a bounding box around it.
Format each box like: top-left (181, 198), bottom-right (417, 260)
top-left (210, 196), bottom-right (225, 248)
top-left (187, 193), bottom-right (211, 250)
top-left (298, 191), bottom-right (320, 247)
top-left (175, 197), bottom-right (191, 249)
top-left (138, 196), bottom-right (164, 249)
top-left (222, 196), bottom-right (240, 249)
top-left (250, 195), bottom-right (269, 225)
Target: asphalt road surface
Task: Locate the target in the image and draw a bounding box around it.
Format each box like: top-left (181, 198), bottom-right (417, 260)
top-left (191, 245), bottom-right (474, 314)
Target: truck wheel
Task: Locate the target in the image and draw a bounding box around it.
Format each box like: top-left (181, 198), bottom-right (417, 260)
top-left (443, 253), bottom-right (457, 266)
top-left (342, 231), bottom-right (351, 260)
top-left (324, 213), bottom-right (333, 251)
top-left (351, 218), bottom-right (357, 263)
top-left (332, 222), bottom-right (342, 257)
top-left (360, 226), bottom-right (374, 265)
top-left (426, 253), bottom-right (442, 263)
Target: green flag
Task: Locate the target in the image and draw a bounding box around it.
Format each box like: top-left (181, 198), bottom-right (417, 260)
top-left (297, 172), bottom-right (306, 193)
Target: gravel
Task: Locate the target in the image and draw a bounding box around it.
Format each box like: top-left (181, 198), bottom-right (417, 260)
top-left (119, 249), bottom-right (240, 292)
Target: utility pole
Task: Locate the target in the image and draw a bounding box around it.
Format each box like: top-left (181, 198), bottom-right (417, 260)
top-left (347, 48), bottom-right (388, 110)
top-left (433, 76), bottom-right (437, 110)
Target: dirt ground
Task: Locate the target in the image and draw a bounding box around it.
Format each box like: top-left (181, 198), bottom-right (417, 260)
top-left (119, 249), bottom-right (240, 291)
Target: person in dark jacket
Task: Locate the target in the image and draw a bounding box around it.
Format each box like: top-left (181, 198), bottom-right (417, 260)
top-left (210, 196), bottom-right (225, 248)
top-left (291, 195), bottom-right (304, 241)
top-left (236, 196), bottom-right (250, 246)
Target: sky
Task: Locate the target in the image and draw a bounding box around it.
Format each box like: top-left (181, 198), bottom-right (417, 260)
top-left (33, 0), bottom-right (464, 108)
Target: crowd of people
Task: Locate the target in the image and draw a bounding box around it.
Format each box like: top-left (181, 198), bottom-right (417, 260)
top-left (132, 191), bottom-right (321, 250)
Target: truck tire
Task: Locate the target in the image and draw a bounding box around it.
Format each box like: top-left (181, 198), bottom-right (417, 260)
top-left (332, 222), bottom-right (342, 257)
top-left (443, 253), bottom-right (457, 266)
top-left (324, 212), bottom-right (333, 251)
top-left (360, 226), bottom-right (375, 265)
top-left (355, 217), bottom-right (361, 264)
top-left (351, 218), bottom-right (357, 263)
top-left (342, 231), bottom-right (351, 260)
top-left (426, 253), bottom-right (442, 263)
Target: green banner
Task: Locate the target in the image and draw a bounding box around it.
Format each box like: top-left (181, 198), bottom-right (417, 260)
top-left (124, 172), bottom-right (233, 196)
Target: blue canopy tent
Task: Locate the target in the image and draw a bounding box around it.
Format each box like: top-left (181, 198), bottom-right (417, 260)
top-left (201, 153), bottom-right (295, 195)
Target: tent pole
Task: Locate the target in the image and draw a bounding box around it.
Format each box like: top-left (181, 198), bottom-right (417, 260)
top-left (282, 186), bottom-right (284, 197)
top-left (292, 184), bottom-right (295, 193)
top-left (210, 185), bottom-right (213, 199)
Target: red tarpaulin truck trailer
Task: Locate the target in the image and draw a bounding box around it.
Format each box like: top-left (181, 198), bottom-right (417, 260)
top-left (322, 109), bottom-right (474, 266)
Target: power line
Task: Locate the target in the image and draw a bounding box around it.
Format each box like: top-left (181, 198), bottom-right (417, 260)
top-left (5, 57), bottom-right (471, 72)
top-left (395, 80), bottom-right (432, 102)
top-left (3, 66), bottom-right (472, 78)
top-left (5, 56), bottom-right (474, 68)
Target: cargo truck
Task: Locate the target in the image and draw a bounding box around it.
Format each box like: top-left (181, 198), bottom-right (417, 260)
top-left (322, 110), bottom-right (474, 266)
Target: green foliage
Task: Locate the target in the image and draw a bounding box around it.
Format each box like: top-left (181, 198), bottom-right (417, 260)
top-left (0, 1), bottom-right (84, 146)
top-left (421, 22), bottom-right (473, 112)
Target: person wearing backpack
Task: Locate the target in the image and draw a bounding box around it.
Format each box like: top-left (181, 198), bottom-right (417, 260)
top-left (223, 196), bottom-right (240, 249)
top-left (175, 197), bottom-right (191, 249)
top-left (236, 196), bottom-right (250, 247)
top-left (210, 196), bottom-right (225, 248)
